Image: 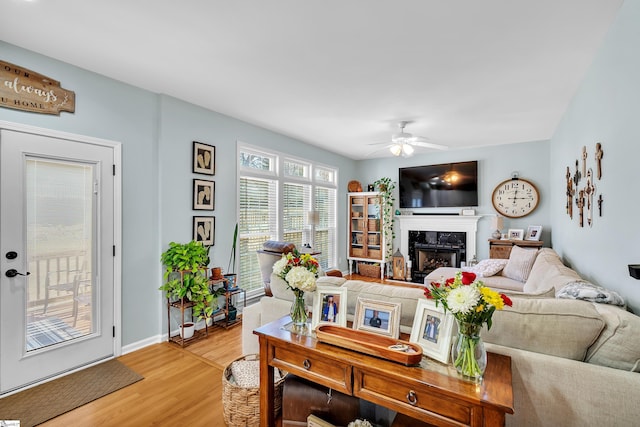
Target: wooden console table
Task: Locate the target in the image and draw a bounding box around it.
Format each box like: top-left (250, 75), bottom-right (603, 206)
top-left (255, 316), bottom-right (514, 427)
top-left (489, 239), bottom-right (543, 259)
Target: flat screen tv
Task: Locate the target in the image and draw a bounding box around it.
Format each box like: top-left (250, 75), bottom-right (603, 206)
top-left (399, 161), bottom-right (478, 208)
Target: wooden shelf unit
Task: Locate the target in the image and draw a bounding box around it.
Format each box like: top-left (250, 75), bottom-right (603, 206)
top-left (347, 192), bottom-right (386, 279)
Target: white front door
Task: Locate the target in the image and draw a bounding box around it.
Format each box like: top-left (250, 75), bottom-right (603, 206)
top-left (0, 126), bottom-right (117, 394)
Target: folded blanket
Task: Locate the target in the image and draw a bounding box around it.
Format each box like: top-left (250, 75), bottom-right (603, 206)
top-left (556, 280), bottom-right (625, 307)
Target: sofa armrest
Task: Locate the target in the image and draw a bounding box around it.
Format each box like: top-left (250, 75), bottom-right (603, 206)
top-left (485, 342), bottom-right (640, 427)
top-left (242, 297), bottom-right (293, 355)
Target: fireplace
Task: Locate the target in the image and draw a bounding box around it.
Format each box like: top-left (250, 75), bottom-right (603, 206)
top-left (396, 215), bottom-right (480, 284)
top-left (409, 231), bottom-right (466, 283)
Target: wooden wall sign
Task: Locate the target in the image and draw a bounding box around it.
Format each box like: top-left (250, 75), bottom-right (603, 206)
top-left (0, 60), bottom-right (75, 115)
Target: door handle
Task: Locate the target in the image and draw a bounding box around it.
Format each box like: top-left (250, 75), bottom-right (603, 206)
top-left (5, 269), bottom-right (30, 278)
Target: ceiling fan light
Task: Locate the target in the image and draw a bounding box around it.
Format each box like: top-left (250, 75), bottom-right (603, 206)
top-left (392, 131), bottom-right (412, 143)
top-left (402, 144), bottom-right (414, 156)
top-left (389, 144), bottom-right (402, 156)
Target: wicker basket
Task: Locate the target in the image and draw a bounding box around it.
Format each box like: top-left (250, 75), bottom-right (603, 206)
top-left (222, 354), bottom-right (285, 426)
top-left (358, 262), bottom-right (381, 278)
top-left (367, 234), bottom-right (380, 245)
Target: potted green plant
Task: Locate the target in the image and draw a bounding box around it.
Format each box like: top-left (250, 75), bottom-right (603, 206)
top-left (373, 177), bottom-right (397, 263)
top-left (159, 240), bottom-right (214, 320)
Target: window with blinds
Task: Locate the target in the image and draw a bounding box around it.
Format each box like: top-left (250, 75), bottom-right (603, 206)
top-left (238, 145), bottom-right (338, 297)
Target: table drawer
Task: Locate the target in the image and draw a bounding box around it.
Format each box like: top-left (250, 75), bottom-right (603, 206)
top-left (272, 345), bottom-right (352, 394)
top-left (354, 369), bottom-right (475, 426)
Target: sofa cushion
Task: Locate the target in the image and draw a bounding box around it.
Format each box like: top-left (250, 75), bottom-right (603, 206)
top-left (316, 276), bottom-right (347, 287)
top-left (481, 275), bottom-right (528, 292)
top-left (524, 248), bottom-right (582, 295)
top-left (586, 303), bottom-right (640, 372)
top-left (426, 266), bottom-right (527, 293)
top-left (465, 259), bottom-right (508, 277)
top-left (482, 298), bottom-right (605, 361)
top-left (502, 246), bottom-right (539, 282)
top-left (341, 280), bottom-right (425, 329)
top-left (556, 280), bottom-right (626, 307)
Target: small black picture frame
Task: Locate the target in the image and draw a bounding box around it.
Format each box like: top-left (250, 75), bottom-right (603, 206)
top-left (193, 216), bottom-right (215, 246)
top-left (193, 141), bottom-right (215, 175)
top-left (193, 179), bottom-right (215, 210)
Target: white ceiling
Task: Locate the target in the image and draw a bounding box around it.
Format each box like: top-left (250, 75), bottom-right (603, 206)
top-left (0, 0), bottom-right (623, 159)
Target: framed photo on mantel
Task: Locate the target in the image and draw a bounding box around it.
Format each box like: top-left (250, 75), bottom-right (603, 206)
top-left (525, 225), bottom-right (542, 241)
top-left (507, 228), bottom-right (524, 240)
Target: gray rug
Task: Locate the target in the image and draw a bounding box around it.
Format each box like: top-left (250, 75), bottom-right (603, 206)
top-left (0, 359), bottom-right (143, 426)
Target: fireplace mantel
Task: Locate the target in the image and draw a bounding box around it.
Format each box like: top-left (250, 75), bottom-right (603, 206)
top-left (396, 215), bottom-right (481, 265)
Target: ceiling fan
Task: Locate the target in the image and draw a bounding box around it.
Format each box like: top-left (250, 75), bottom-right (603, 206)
top-left (369, 121), bottom-right (448, 157)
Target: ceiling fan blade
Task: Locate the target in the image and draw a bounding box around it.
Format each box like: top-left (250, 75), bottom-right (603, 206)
top-left (410, 140), bottom-right (449, 150)
top-left (367, 141), bottom-right (392, 146)
top-left (365, 145), bottom-right (394, 157)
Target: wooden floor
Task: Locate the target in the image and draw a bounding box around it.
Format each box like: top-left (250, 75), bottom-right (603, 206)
top-left (36, 274), bottom-right (421, 426)
top-left (40, 325), bottom-right (244, 426)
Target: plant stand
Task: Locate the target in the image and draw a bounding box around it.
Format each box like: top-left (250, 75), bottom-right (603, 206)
top-left (209, 278), bottom-right (247, 329)
top-left (214, 286), bottom-right (246, 329)
top-left (167, 297), bottom-right (208, 347)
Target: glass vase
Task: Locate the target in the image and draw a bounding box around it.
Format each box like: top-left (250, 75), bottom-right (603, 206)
top-left (452, 321), bottom-right (487, 381)
top-left (290, 289), bottom-right (308, 326)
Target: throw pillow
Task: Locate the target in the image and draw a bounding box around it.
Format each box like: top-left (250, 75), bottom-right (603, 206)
top-left (502, 246), bottom-right (539, 282)
top-left (557, 280), bottom-right (626, 307)
top-left (465, 259), bottom-right (508, 277)
top-left (231, 359), bottom-right (281, 388)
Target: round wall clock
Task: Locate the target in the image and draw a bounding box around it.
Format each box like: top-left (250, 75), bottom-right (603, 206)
top-left (491, 178), bottom-right (540, 218)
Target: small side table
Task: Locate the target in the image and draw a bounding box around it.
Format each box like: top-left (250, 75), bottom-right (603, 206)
top-left (489, 239), bottom-right (543, 259)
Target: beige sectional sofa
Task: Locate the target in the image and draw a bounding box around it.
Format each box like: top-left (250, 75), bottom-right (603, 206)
top-left (425, 247), bottom-right (583, 297)
top-left (242, 247), bottom-right (640, 426)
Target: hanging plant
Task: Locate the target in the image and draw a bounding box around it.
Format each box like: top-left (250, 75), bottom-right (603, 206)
top-left (373, 177), bottom-right (396, 262)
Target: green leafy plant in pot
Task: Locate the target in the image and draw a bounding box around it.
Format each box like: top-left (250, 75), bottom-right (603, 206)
top-left (159, 240), bottom-right (213, 320)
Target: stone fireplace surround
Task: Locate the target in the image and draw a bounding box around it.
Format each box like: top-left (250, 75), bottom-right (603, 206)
top-left (397, 215), bottom-right (481, 282)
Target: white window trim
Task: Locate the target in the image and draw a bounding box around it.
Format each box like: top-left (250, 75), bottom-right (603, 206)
top-left (237, 142), bottom-right (338, 298)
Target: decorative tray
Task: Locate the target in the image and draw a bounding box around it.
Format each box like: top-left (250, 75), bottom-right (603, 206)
top-left (316, 325), bottom-right (422, 366)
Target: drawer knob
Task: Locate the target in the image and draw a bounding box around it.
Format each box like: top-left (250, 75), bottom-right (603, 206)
top-left (406, 390), bottom-right (418, 406)
top-left (303, 359), bottom-right (312, 370)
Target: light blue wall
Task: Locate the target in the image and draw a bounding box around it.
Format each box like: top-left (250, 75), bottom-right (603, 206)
top-left (353, 141), bottom-right (551, 260)
top-left (550, 0), bottom-right (640, 313)
top-left (157, 95), bottom-right (357, 285)
top-left (0, 41), bottom-right (160, 346)
top-left (0, 42), bottom-right (357, 347)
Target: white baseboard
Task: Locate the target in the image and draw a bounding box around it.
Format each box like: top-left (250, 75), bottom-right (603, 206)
top-left (122, 334), bottom-right (163, 355)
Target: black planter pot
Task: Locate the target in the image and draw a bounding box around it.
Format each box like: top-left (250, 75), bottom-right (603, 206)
top-left (227, 305), bottom-right (237, 321)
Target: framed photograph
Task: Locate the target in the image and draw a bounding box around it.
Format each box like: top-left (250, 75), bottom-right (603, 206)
top-left (193, 179), bottom-right (215, 210)
top-left (193, 141), bottom-right (215, 175)
top-left (525, 225), bottom-right (542, 241)
top-left (507, 228), bottom-right (524, 240)
top-left (193, 216), bottom-right (215, 246)
top-left (409, 299), bottom-right (455, 363)
top-left (311, 286), bottom-right (347, 330)
top-left (353, 297), bottom-right (401, 338)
